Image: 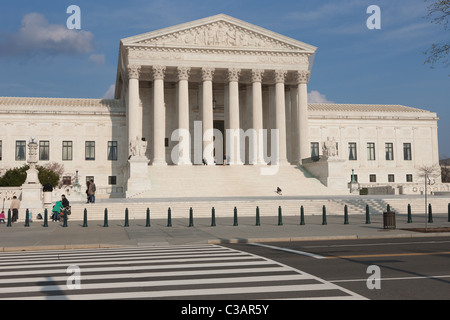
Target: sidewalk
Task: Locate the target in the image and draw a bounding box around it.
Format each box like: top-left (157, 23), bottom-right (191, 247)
top-left (0, 213), bottom-right (449, 252)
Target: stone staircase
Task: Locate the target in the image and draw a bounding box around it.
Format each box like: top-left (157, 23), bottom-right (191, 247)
top-left (67, 196), bottom-right (450, 221)
top-left (129, 165), bottom-right (347, 198)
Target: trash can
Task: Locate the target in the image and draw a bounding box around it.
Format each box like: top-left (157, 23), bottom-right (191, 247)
top-left (383, 211), bottom-right (396, 229)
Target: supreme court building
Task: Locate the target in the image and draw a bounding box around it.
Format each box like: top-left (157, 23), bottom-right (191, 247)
top-left (0, 14), bottom-right (444, 198)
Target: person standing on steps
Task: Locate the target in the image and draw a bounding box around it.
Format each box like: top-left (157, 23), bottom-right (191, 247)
top-left (88, 179), bottom-right (96, 203)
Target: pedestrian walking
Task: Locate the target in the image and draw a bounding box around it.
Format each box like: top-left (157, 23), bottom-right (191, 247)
top-left (10, 196), bottom-right (20, 223)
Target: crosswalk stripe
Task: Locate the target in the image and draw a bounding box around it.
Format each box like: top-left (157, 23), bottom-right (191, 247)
top-left (0, 274), bottom-right (311, 294)
top-left (0, 244), bottom-right (366, 300)
top-left (0, 266), bottom-right (292, 285)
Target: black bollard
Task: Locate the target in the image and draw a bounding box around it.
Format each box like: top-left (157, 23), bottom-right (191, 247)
top-left (189, 207), bottom-right (194, 227)
top-left (7, 209), bottom-right (11, 227)
top-left (278, 206), bottom-right (283, 226)
top-left (448, 203), bottom-right (450, 222)
top-left (300, 205), bottom-right (305, 225)
top-left (43, 208), bottom-right (48, 228)
top-left (24, 209), bottom-right (30, 227)
top-left (322, 205), bottom-right (327, 225)
top-left (365, 204), bottom-right (371, 224)
top-left (256, 206), bottom-right (261, 226)
top-left (211, 207), bottom-right (216, 227)
top-left (428, 203), bottom-right (433, 223)
top-left (407, 204), bottom-right (412, 223)
top-left (146, 208), bottom-right (151, 227)
top-left (344, 205), bottom-right (349, 225)
top-left (124, 208), bottom-right (129, 227)
top-left (83, 208), bottom-right (88, 227)
top-left (233, 207), bottom-right (238, 226)
top-left (103, 208), bottom-right (109, 227)
top-left (167, 207), bottom-right (172, 227)
top-left (63, 208), bottom-right (68, 228)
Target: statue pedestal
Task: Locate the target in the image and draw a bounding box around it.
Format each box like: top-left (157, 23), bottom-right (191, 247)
top-left (126, 156), bottom-right (151, 198)
top-left (21, 183), bottom-right (43, 216)
top-left (303, 157), bottom-right (348, 192)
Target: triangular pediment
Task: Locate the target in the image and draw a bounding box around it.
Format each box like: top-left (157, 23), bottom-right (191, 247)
top-left (122, 14), bottom-right (316, 53)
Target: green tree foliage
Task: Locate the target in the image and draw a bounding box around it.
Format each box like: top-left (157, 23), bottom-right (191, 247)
top-left (0, 165), bottom-right (60, 187)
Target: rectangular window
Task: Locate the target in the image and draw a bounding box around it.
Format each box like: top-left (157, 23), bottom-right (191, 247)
top-left (370, 174), bottom-right (376, 182)
top-left (0, 140), bottom-right (2, 161)
top-left (388, 174), bottom-right (395, 182)
top-left (385, 143), bottom-right (394, 161)
top-left (108, 176), bottom-right (117, 185)
top-left (15, 140), bottom-right (26, 161)
top-left (367, 142), bottom-right (376, 161)
top-left (39, 141), bottom-right (50, 161)
top-left (62, 141), bottom-right (73, 161)
top-left (108, 141), bottom-right (118, 161)
top-left (85, 141), bottom-right (95, 160)
top-left (348, 142), bottom-right (357, 160)
top-left (406, 174), bottom-right (413, 182)
top-left (403, 143), bottom-right (412, 160)
top-left (311, 142), bottom-right (319, 158)
top-left (62, 176), bottom-right (72, 185)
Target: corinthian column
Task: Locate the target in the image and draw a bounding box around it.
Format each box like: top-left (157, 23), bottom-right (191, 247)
top-left (227, 68), bottom-right (243, 165)
top-left (275, 70), bottom-right (288, 165)
top-left (251, 69), bottom-right (265, 165)
top-left (127, 65), bottom-right (141, 158)
top-left (202, 67), bottom-right (215, 165)
top-left (296, 70), bottom-right (310, 164)
top-left (176, 66), bottom-right (191, 165)
top-left (152, 65), bottom-right (167, 166)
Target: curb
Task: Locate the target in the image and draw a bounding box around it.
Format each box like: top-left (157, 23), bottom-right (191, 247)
top-left (1, 231), bottom-right (449, 252)
top-left (207, 232), bottom-right (450, 244)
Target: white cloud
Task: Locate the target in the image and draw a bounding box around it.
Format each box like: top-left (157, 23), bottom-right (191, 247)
top-left (0, 12), bottom-right (94, 56)
top-left (102, 84), bottom-right (115, 99)
top-left (89, 54), bottom-right (105, 65)
top-left (308, 90), bottom-right (334, 104)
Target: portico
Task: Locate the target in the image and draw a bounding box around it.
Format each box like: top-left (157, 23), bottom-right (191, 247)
top-left (117, 14), bottom-right (316, 168)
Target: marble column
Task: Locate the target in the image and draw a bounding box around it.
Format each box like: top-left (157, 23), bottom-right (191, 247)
top-left (152, 65), bottom-right (167, 166)
top-left (275, 70), bottom-right (288, 165)
top-left (227, 68), bottom-right (243, 165)
top-left (290, 85), bottom-right (299, 164)
top-left (297, 70), bottom-right (310, 164)
top-left (176, 66), bottom-right (191, 165)
top-left (251, 69), bottom-right (265, 165)
top-left (127, 65), bottom-right (141, 158)
top-left (201, 67), bottom-right (215, 165)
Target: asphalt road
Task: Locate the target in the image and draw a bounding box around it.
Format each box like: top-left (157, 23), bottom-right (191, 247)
top-left (225, 236), bottom-right (450, 300)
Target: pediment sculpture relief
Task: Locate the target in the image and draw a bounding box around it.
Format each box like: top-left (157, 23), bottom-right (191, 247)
top-left (137, 22), bottom-right (299, 51)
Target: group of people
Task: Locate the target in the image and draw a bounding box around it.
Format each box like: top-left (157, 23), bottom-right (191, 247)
top-left (0, 194), bottom-right (71, 223)
top-left (51, 194), bottom-right (70, 222)
top-left (86, 179), bottom-right (96, 204)
top-left (1, 179), bottom-right (97, 223)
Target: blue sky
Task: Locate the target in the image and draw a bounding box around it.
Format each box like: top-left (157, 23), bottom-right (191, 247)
top-left (0, 0), bottom-right (449, 157)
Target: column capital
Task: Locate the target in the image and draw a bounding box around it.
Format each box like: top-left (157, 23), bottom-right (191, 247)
top-left (128, 65), bottom-right (141, 80)
top-left (274, 70), bottom-right (288, 83)
top-left (177, 66), bottom-right (191, 81)
top-left (295, 70), bottom-right (311, 84)
top-left (251, 69), bottom-right (264, 83)
top-left (227, 68), bottom-right (241, 82)
top-left (201, 67), bottom-right (215, 81)
top-left (152, 65), bottom-right (166, 80)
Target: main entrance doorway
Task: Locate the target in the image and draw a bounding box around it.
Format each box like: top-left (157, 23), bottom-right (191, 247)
top-left (213, 120), bottom-right (225, 164)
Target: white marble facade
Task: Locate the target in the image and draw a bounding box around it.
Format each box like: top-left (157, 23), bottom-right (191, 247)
top-left (0, 14), bottom-right (442, 197)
